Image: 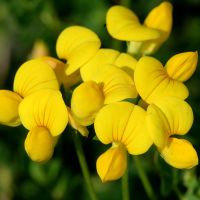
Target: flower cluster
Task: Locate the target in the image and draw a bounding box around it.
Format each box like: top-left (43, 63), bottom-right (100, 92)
top-left (0, 1), bottom-right (198, 182)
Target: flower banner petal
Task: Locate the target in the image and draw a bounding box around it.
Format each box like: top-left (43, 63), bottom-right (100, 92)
top-left (147, 97), bottom-right (193, 148)
top-left (94, 102), bottom-right (152, 154)
top-left (147, 104), bottom-right (170, 148)
top-left (56, 26), bottom-right (101, 75)
top-left (14, 59), bottom-right (59, 97)
top-left (19, 89), bottom-right (68, 136)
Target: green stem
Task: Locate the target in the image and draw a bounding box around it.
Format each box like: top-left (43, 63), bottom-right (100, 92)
top-left (73, 134), bottom-right (98, 200)
top-left (134, 156), bottom-right (156, 200)
top-left (122, 168), bottom-right (130, 200)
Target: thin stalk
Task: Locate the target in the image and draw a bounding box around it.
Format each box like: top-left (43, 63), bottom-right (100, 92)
top-left (134, 156), bottom-right (156, 200)
top-left (73, 134), bottom-right (98, 200)
top-left (122, 168), bottom-right (130, 200)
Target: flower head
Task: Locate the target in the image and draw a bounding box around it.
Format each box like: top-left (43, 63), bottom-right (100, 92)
top-left (106, 2), bottom-right (173, 55)
top-left (19, 89), bottom-right (68, 162)
top-left (147, 97), bottom-right (198, 168)
top-left (94, 102), bottom-right (152, 181)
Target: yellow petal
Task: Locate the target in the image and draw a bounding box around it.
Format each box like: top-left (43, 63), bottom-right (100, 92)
top-left (147, 97), bottom-right (193, 148)
top-left (147, 104), bottom-right (170, 148)
top-left (96, 145), bottom-right (127, 182)
top-left (0, 90), bottom-right (22, 126)
top-left (142, 2), bottom-right (173, 54)
top-left (56, 26), bottom-right (101, 75)
top-left (165, 51), bottom-right (198, 82)
top-left (92, 64), bottom-right (137, 104)
top-left (106, 6), bottom-right (160, 41)
top-left (114, 53), bottom-right (137, 79)
top-left (134, 56), bottom-right (188, 104)
top-left (19, 89), bottom-right (68, 136)
top-left (13, 59), bottom-right (59, 97)
top-left (25, 127), bottom-right (57, 163)
top-left (160, 138), bottom-right (198, 169)
top-left (67, 106), bottom-right (89, 137)
top-left (153, 97), bottom-right (193, 135)
top-left (80, 48), bottom-right (120, 81)
top-left (94, 102), bottom-right (152, 154)
top-left (71, 81), bottom-right (105, 126)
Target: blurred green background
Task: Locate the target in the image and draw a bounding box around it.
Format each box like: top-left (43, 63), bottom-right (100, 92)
top-left (0, 0), bottom-right (200, 199)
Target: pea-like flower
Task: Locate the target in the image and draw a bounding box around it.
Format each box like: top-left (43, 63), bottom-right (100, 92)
top-left (19, 89), bottom-right (68, 163)
top-left (71, 64), bottom-right (137, 126)
top-left (147, 97), bottom-right (198, 169)
top-left (0, 60), bottom-right (59, 126)
top-left (134, 52), bottom-right (198, 104)
top-left (106, 2), bottom-right (172, 55)
top-left (94, 102), bottom-right (152, 182)
top-left (56, 26), bottom-right (101, 75)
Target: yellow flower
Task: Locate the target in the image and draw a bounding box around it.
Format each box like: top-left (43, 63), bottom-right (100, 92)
top-left (134, 56), bottom-right (189, 104)
top-left (19, 89), bottom-right (68, 163)
top-left (147, 97), bottom-right (198, 169)
top-left (106, 2), bottom-right (172, 55)
top-left (56, 26), bottom-right (101, 75)
top-left (71, 64), bottom-right (137, 126)
top-left (0, 59), bottom-right (59, 127)
top-left (94, 102), bottom-right (152, 182)
top-left (80, 48), bottom-right (137, 81)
